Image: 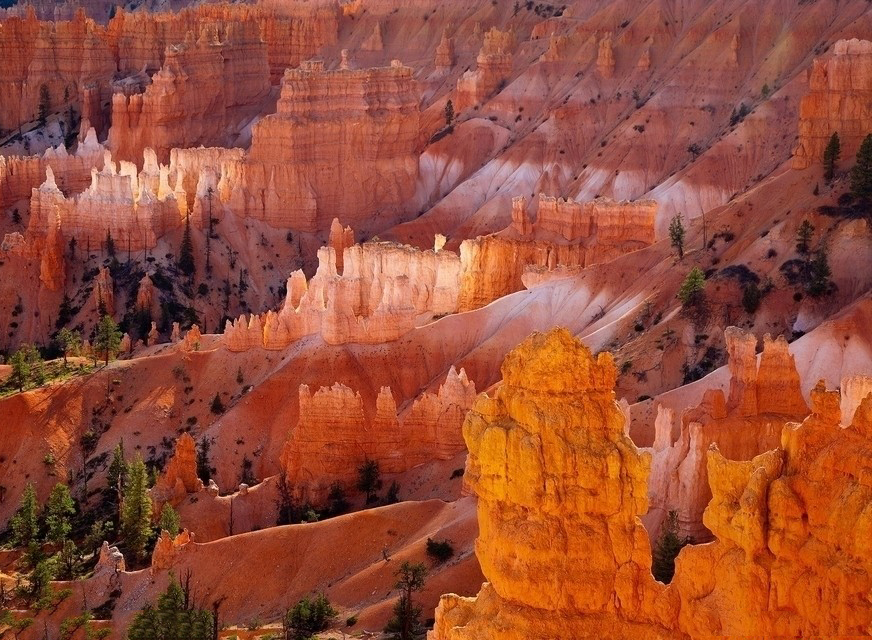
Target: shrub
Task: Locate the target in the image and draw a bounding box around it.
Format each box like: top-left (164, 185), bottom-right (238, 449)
top-left (652, 511), bottom-right (692, 584)
top-left (210, 393), bottom-right (225, 414)
top-left (426, 538), bottom-right (455, 564)
top-left (282, 593), bottom-right (336, 640)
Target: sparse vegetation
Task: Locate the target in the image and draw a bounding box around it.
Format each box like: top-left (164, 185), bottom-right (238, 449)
top-left (385, 562), bottom-right (427, 640)
top-left (668, 215), bottom-right (686, 260)
top-left (282, 593), bottom-right (336, 640)
top-left (652, 511), bottom-right (692, 584)
top-left (425, 538), bottom-right (454, 564)
top-left (823, 132), bottom-right (840, 182)
top-left (356, 459), bottom-right (382, 504)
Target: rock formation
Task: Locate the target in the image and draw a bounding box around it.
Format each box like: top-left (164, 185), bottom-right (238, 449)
top-left (151, 433), bottom-right (204, 516)
top-left (107, 21), bottom-right (270, 164)
top-left (280, 366), bottom-right (476, 504)
top-left (646, 328), bottom-right (809, 541)
top-left (457, 195), bottom-right (657, 311)
top-left (455, 27), bottom-right (515, 111)
top-left (431, 328), bottom-right (872, 638)
top-left (231, 58), bottom-right (420, 232)
top-left (793, 39), bottom-right (872, 170)
top-left (150, 528), bottom-right (193, 573)
top-left (0, 128), bottom-right (105, 210)
top-left (435, 29), bottom-right (455, 71)
top-left (596, 33), bottom-right (615, 78)
top-left (0, 3), bottom-right (337, 135)
top-left (223, 239), bottom-right (462, 350)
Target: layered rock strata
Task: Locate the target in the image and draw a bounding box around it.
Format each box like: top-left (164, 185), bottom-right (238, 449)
top-left (646, 327), bottom-right (809, 541)
top-left (455, 27), bottom-right (515, 111)
top-left (280, 366), bottom-right (476, 504)
top-left (457, 195), bottom-right (657, 311)
top-left (230, 59), bottom-right (420, 232)
top-left (431, 328), bottom-right (872, 638)
top-left (223, 239), bottom-right (461, 350)
top-left (107, 21), bottom-right (270, 164)
top-left (793, 39), bottom-right (872, 169)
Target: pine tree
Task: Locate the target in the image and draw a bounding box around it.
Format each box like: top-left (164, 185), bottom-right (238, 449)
top-left (37, 84), bottom-right (50, 126)
top-left (10, 483), bottom-right (39, 547)
top-left (121, 455), bottom-right (153, 560)
top-left (159, 504), bottom-right (180, 538)
top-left (677, 268), bottom-right (706, 308)
top-left (807, 249), bottom-right (833, 298)
top-left (105, 229), bottom-right (116, 257)
top-left (444, 99), bottom-right (454, 126)
top-left (44, 483), bottom-right (75, 544)
top-left (823, 132), bottom-right (840, 182)
top-left (652, 511), bottom-right (691, 584)
top-left (850, 133), bottom-right (872, 202)
top-left (384, 562), bottom-right (427, 640)
top-left (127, 577), bottom-right (213, 640)
top-left (9, 347), bottom-right (31, 392)
top-left (178, 214), bottom-right (195, 277)
top-left (56, 328), bottom-right (81, 367)
top-left (795, 219), bottom-right (814, 257)
top-left (357, 459), bottom-right (382, 504)
top-left (196, 437), bottom-right (213, 484)
top-left (94, 314), bottom-right (122, 366)
top-left (668, 215), bottom-right (686, 260)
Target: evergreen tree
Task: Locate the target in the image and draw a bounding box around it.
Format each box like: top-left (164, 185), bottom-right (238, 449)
top-left (823, 132), bottom-right (841, 182)
top-left (105, 229), bottom-right (116, 257)
top-left (668, 215), bottom-right (686, 260)
top-left (652, 510), bottom-right (691, 584)
top-left (444, 99), bottom-right (454, 126)
top-left (126, 577), bottom-right (213, 640)
top-left (196, 437), bottom-right (213, 484)
top-left (356, 459), bottom-right (382, 504)
top-left (10, 483), bottom-right (39, 547)
top-left (56, 328), bottom-right (81, 367)
top-left (159, 504), bottom-right (180, 538)
top-left (44, 483), bottom-right (75, 544)
top-left (94, 314), bottom-right (122, 366)
top-left (677, 267), bottom-right (706, 308)
top-left (9, 348), bottom-right (31, 392)
top-left (121, 455), bottom-right (153, 560)
top-left (37, 85), bottom-right (50, 126)
top-left (795, 219), bottom-right (815, 257)
top-left (282, 593), bottom-right (337, 640)
top-left (384, 562), bottom-right (427, 640)
top-left (57, 539), bottom-right (81, 579)
top-left (210, 392), bottom-right (224, 415)
top-left (178, 214), bottom-right (195, 277)
top-left (807, 248), bottom-right (834, 298)
top-left (850, 133), bottom-right (872, 202)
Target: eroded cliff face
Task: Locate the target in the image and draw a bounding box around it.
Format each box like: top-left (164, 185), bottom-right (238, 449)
top-left (151, 433), bottom-right (203, 516)
top-left (222, 239), bottom-right (461, 350)
top-left (456, 195), bottom-right (656, 311)
top-left (280, 366), bottom-right (476, 504)
top-left (455, 27), bottom-right (515, 111)
top-left (793, 39), bottom-right (872, 170)
top-left (431, 328), bottom-right (872, 638)
top-left (232, 59), bottom-right (420, 232)
top-left (0, 3), bottom-right (337, 135)
top-left (107, 21), bottom-right (270, 164)
top-left (645, 327), bottom-right (809, 541)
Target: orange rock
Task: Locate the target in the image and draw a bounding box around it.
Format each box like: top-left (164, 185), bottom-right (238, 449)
top-left (230, 58), bottom-right (420, 233)
top-left (435, 29), bottom-right (455, 71)
top-left (597, 33), bottom-right (615, 78)
top-left (107, 21), bottom-right (270, 164)
top-left (432, 328), bottom-right (872, 638)
top-left (455, 27), bottom-right (515, 111)
top-left (793, 39), bottom-right (872, 170)
top-left (151, 433), bottom-right (203, 515)
top-left (280, 367), bottom-right (476, 505)
top-left (150, 528), bottom-right (193, 574)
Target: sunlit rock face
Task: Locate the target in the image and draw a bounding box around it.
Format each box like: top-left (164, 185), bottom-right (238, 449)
top-left (793, 39), bottom-right (872, 170)
top-left (431, 328), bottom-right (872, 639)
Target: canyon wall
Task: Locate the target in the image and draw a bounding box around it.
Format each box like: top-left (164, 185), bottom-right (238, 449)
top-left (280, 366), bottom-right (476, 504)
top-left (430, 328), bottom-right (872, 638)
top-left (107, 20), bottom-right (270, 164)
top-left (0, 128), bottom-right (105, 210)
top-left (222, 239), bottom-right (461, 350)
top-left (793, 39), bottom-right (872, 169)
top-left (645, 328), bottom-right (808, 541)
top-left (231, 59), bottom-right (420, 232)
top-left (457, 195), bottom-right (656, 311)
top-left (0, 3), bottom-right (338, 134)
top-left (455, 27), bottom-right (515, 111)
